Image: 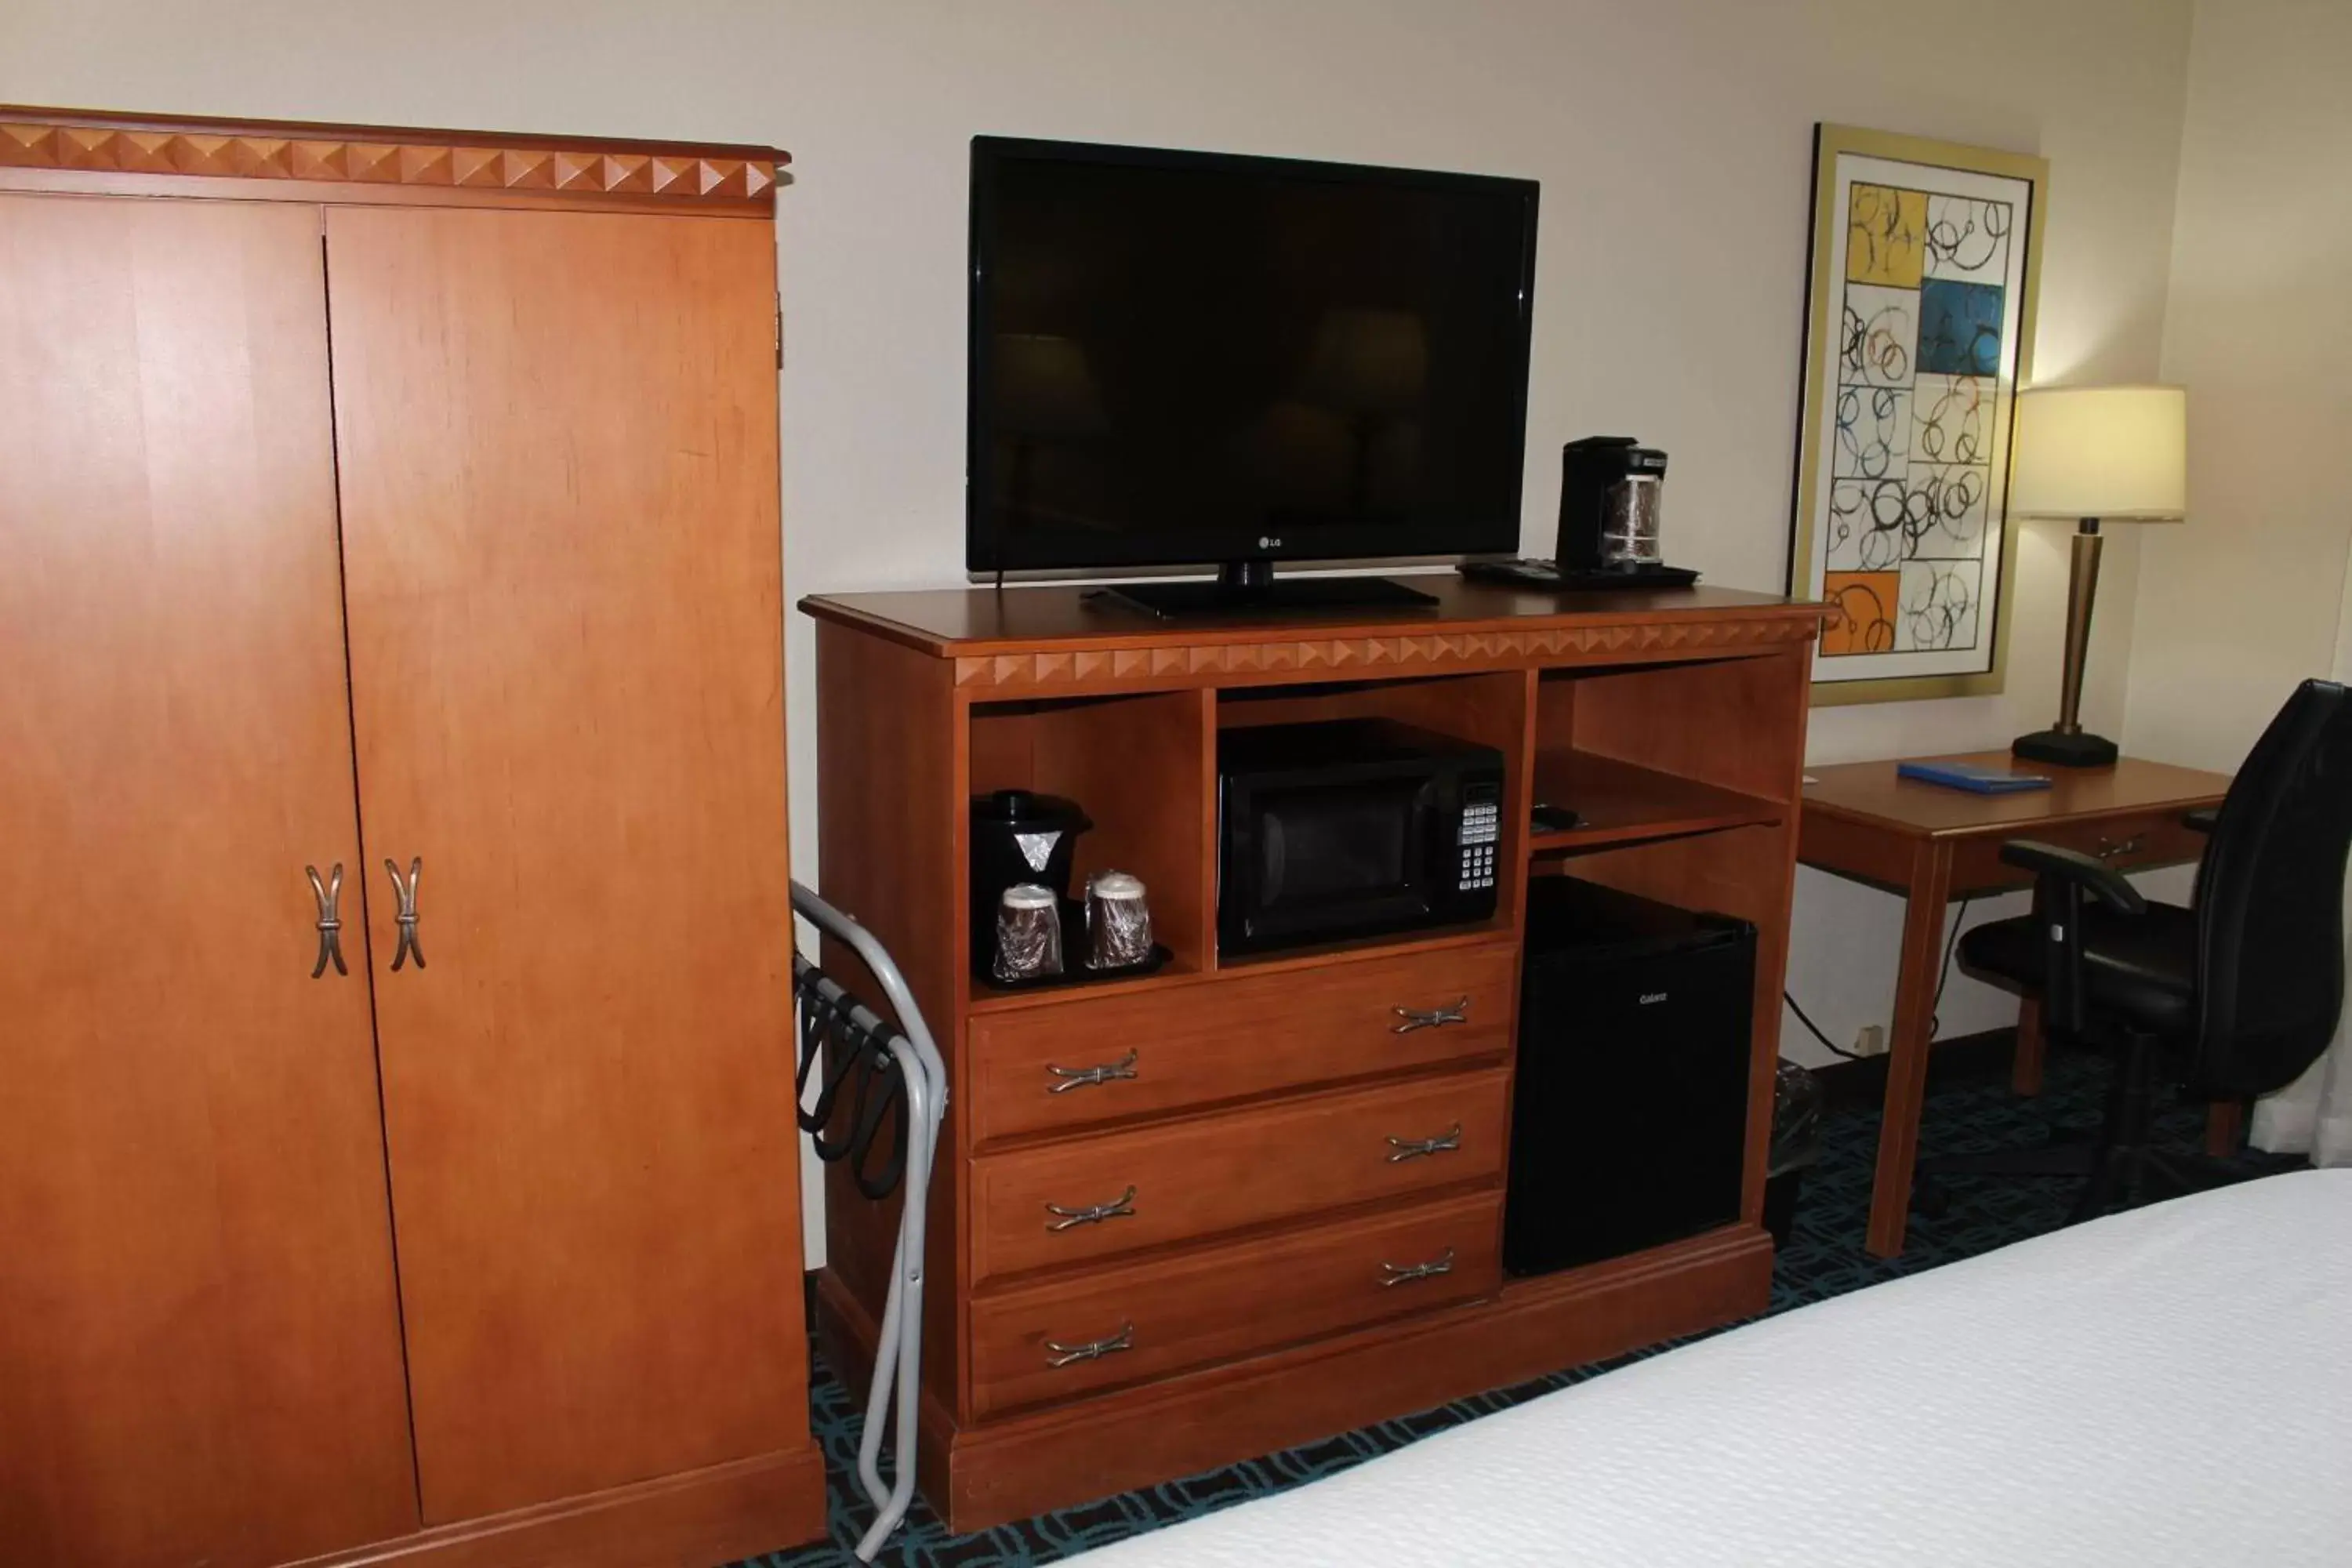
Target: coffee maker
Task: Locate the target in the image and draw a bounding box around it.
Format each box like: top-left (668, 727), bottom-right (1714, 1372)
top-left (1555, 437), bottom-right (1697, 586)
top-left (968, 789), bottom-right (1090, 974)
top-left (1459, 435), bottom-right (1699, 591)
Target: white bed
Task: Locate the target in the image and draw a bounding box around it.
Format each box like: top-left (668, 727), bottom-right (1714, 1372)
top-left (1075, 1171), bottom-right (2352, 1567)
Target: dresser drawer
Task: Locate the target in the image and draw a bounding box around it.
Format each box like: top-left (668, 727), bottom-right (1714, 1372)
top-left (1947, 811), bottom-right (2209, 895)
top-left (971, 1065), bottom-right (1508, 1283)
top-left (967, 941), bottom-right (1517, 1145)
top-left (971, 1189), bottom-right (1501, 1418)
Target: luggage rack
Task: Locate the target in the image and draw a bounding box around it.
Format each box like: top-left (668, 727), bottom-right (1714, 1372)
top-left (789, 881), bottom-right (948, 1562)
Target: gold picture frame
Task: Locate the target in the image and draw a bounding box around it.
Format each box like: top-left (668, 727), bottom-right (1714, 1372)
top-left (1788, 125), bottom-right (2049, 706)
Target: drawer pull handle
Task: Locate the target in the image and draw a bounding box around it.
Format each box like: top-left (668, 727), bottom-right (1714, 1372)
top-left (306, 862), bottom-right (347, 978)
top-left (1391, 996), bottom-right (1471, 1034)
top-left (2096, 834), bottom-right (2145, 862)
top-left (384, 856), bottom-right (426, 972)
top-left (1385, 1123), bottom-right (1464, 1163)
top-left (1043, 1321), bottom-right (1134, 1369)
top-left (1045, 1185), bottom-right (1138, 1232)
top-left (1046, 1049), bottom-right (1140, 1094)
top-left (1380, 1247), bottom-right (1457, 1287)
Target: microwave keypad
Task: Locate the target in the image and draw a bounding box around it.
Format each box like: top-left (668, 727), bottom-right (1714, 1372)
top-left (1457, 800), bottom-right (1500, 889)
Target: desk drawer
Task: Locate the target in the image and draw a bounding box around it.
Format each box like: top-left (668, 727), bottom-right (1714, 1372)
top-left (971, 1065), bottom-right (1508, 1283)
top-left (967, 942), bottom-right (1517, 1145)
top-left (971, 1189), bottom-right (1501, 1419)
top-left (1948, 811), bottom-right (2209, 894)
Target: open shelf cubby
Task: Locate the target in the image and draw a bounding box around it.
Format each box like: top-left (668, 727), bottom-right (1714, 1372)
top-left (1215, 670), bottom-right (1533, 931)
top-left (1530, 656), bottom-right (1799, 861)
top-left (1527, 750), bottom-right (1781, 854)
top-left (967, 688), bottom-right (1214, 1000)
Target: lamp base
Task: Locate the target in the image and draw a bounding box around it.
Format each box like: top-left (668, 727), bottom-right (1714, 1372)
top-left (2012, 728), bottom-right (2119, 768)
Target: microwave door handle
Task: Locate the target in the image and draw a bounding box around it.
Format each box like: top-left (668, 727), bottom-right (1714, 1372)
top-left (1411, 778), bottom-right (1444, 910)
top-left (1414, 775), bottom-right (1444, 830)
top-left (1261, 813), bottom-right (1284, 906)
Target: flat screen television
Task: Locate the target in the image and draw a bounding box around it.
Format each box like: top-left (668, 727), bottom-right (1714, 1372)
top-left (968, 137), bottom-right (1539, 612)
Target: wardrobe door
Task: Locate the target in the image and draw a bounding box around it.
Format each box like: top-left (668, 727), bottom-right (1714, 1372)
top-left (0, 196), bottom-right (419, 1566)
top-left (324, 205), bottom-right (806, 1523)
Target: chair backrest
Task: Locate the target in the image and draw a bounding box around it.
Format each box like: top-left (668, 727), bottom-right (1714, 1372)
top-left (2193, 678), bottom-right (2352, 1098)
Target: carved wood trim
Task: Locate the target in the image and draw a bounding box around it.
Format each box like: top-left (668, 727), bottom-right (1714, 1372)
top-left (0, 107), bottom-right (785, 212)
top-left (952, 615), bottom-right (1820, 695)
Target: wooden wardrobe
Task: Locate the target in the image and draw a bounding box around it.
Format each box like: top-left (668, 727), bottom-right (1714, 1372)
top-left (0, 108), bottom-right (822, 1567)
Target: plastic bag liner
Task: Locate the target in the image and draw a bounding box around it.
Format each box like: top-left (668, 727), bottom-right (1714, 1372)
top-left (1769, 1058), bottom-right (1824, 1177)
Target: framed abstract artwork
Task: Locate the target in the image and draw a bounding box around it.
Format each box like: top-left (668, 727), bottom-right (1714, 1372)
top-left (1788, 125), bottom-right (2049, 706)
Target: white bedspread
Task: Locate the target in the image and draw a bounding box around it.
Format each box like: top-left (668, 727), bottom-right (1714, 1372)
top-left (1075, 1171), bottom-right (2352, 1566)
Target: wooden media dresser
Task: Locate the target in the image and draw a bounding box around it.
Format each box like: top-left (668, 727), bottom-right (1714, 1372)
top-left (802, 579), bottom-right (1824, 1529)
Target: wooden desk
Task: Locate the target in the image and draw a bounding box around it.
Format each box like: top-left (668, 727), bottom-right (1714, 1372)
top-left (1798, 752), bottom-right (2231, 1257)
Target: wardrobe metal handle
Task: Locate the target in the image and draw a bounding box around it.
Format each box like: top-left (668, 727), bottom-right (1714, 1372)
top-left (2095, 834), bottom-right (2145, 862)
top-left (1380, 1247), bottom-right (1457, 1288)
top-left (1044, 1185), bottom-right (1138, 1232)
top-left (1385, 1123), bottom-right (1464, 1163)
top-left (1391, 996), bottom-right (1470, 1034)
top-left (306, 863), bottom-right (347, 978)
top-left (385, 856), bottom-right (426, 972)
top-left (1046, 1049), bottom-right (1140, 1094)
top-left (1044, 1322), bottom-right (1134, 1369)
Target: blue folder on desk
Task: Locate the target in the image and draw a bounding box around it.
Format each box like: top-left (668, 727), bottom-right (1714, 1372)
top-left (1896, 760), bottom-right (2054, 794)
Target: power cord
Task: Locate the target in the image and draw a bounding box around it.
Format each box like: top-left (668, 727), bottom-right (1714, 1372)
top-left (1784, 989), bottom-right (1862, 1059)
top-left (1928, 896), bottom-right (1973, 1040)
top-left (1785, 896), bottom-right (1975, 1062)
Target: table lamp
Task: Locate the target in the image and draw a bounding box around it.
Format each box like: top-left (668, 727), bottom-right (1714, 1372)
top-left (2006, 384), bottom-right (2187, 767)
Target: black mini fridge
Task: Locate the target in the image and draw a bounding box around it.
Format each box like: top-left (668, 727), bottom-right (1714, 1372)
top-left (1504, 876), bottom-right (1756, 1276)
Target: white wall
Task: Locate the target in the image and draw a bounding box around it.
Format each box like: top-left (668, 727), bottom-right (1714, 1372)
top-left (1774, 5), bottom-right (2194, 1064)
top-left (0, 3), bottom-right (2198, 1241)
top-left (2122, 0), bottom-right (2352, 773)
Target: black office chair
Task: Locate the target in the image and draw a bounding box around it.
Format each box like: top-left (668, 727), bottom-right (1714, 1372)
top-left (1918, 678), bottom-right (2352, 1222)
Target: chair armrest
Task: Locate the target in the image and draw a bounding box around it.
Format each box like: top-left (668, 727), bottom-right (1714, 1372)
top-left (2183, 805), bottom-right (2220, 834)
top-left (2000, 839), bottom-right (2143, 1038)
top-left (1998, 839), bottom-right (2147, 915)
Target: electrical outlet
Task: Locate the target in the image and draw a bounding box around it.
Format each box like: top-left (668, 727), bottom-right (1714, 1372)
top-left (1853, 1024), bottom-right (1888, 1057)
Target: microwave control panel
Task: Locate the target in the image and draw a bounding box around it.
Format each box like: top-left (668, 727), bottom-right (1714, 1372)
top-left (1456, 783), bottom-right (1501, 891)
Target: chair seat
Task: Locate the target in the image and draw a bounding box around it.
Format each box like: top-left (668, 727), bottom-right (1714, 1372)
top-left (1958, 900), bottom-right (2197, 1036)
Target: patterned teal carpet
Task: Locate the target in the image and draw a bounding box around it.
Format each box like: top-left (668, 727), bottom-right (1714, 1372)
top-left (742, 1049), bottom-right (2286, 1566)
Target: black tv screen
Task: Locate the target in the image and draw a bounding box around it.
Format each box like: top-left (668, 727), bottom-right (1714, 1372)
top-left (967, 138), bottom-right (1538, 575)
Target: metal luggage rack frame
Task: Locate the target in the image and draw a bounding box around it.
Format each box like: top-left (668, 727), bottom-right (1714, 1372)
top-left (790, 880), bottom-right (948, 1562)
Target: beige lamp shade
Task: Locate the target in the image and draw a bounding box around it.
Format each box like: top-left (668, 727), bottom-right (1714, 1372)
top-left (2008, 384), bottom-right (2187, 521)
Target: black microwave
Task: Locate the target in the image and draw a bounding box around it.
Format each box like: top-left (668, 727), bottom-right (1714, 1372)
top-left (1217, 718), bottom-right (1504, 955)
